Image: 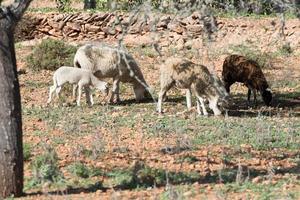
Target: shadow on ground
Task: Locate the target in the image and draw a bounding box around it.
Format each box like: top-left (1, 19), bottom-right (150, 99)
top-left (226, 91), bottom-right (300, 117)
top-left (24, 158), bottom-right (300, 197)
top-left (116, 91), bottom-right (300, 118)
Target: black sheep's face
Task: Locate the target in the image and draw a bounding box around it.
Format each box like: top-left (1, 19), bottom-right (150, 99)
top-left (262, 88), bottom-right (272, 106)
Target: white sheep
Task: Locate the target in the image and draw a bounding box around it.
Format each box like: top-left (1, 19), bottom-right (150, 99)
top-left (47, 66), bottom-right (108, 106)
top-left (157, 57), bottom-right (229, 116)
top-left (73, 43), bottom-right (151, 103)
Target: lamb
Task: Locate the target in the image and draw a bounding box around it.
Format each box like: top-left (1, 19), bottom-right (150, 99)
top-left (73, 43), bottom-right (151, 103)
top-left (222, 55), bottom-right (272, 106)
top-left (157, 57), bottom-right (229, 116)
top-left (47, 66), bottom-right (108, 106)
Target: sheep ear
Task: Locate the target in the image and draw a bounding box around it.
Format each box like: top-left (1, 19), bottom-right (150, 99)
top-left (265, 88), bottom-right (272, 92)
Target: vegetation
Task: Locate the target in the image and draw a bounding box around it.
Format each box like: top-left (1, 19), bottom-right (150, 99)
top-left (16, 0), bottom-right (300, 198)
top-left (26, 39), bottom-right (77, 71)
top-left (23, 143), bottom-right (33, 162)
top-left (67, 161), bottom-right (104, 178)
top-left (27, 146), bottom-right (64, 188)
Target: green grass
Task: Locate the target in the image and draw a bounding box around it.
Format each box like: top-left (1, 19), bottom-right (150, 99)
top-left (23, 143), bottom-right (33, 162)
top-left (26, 146), bottom-right (65, 190)
top-left (107, 164), bottom-right (201, 189)
top-left (220, 178), bottom-right (300, 200)
top-left (23, 101), bottom-right (300, 151)
top-left (67, 162), bottom-right (104, 178)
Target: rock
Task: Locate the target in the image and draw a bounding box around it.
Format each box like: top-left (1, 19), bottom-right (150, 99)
top-left (157, 16), bottom-right (171, 28)
top-left (252, 176), bottom-right (263, 183)
top-left (168, 23), bottom-right (185, 34)
top-left (48, 29), bottom-right (62, 37)
top-left (53, 14), bottom-right (64, 22)
top-left (66, 22), bottom-right (81, 32)
top-left (47, 21), bottom-right (60, 30)
top-left (186, 24), bottom-right (202, 34)
top-left (85, 24), bottom-right (101, 32)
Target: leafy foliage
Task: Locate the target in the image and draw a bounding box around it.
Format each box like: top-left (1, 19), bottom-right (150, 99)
top-left (26, 39), bottom-right (77, 71)
top-left (29, 146), bottom-right (64, 187)
top-left (107, 161), bottom-right (201, 189)
top-left (67, 162), bottom-right (104, 178)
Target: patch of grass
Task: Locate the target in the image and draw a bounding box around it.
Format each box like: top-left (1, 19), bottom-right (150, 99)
top-left (27, 146), bottom-right (64, 189)
top-left (276, 43), bottom-right (293, 56)
top-left (221, 178), bottom-right (300, 200)
top-left (24, 80), bottom-right (49, 89)
top-left (176, 155), bottom-right (199, 164)
top-left (67, 162), bottom-right (104, 179)
top-left (107, 162), bottom-right (201, 189)
top-left (23, 143), bottom-right (32, 162)
top-left (228, 44), bottom-right (274, 69)
top-left (26, 39), bottom-right (77, 71)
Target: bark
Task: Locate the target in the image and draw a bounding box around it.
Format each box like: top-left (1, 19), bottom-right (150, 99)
top-left (0, 0), bottom-right (32, 198)
top-left (84, 0), bottom-right (96, 9)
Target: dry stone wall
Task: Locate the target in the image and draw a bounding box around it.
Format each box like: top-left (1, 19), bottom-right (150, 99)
top-left (16, 12), bottom-right (300, 55)
top-left (16, 12), bottom-right (205, 42)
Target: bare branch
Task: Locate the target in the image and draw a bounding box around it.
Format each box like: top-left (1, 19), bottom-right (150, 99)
top-left (9, 0), bottom-right (32, 22)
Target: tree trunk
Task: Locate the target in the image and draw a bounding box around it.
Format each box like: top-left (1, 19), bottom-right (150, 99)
top-left (84, 0), bottom-right (96, 9)
top-left (0, 0), bottom-right (32, 198)
top-left (0, 18), bottom-right (23, 198)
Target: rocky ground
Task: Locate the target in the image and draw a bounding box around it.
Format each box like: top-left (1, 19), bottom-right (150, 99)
top-left (8, 1), bottom-right (300, 199)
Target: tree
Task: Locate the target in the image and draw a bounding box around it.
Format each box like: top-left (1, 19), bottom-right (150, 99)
top-left (84, 0), bottom-right (96, 9)
top-left (0, 0), bottom-right (32, 198)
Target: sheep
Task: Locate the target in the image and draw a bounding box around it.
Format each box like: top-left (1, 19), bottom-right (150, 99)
top-left (47, 66), bottom-right (108, 106)
top-left (222, 55), bottom-right (272, 106)
top-left (73, 43), bottom-right (151, 103)
top-left (157, 57), bottom-right (229, 116)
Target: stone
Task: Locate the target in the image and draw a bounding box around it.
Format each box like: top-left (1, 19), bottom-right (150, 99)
top-left (85, 24), bottom-right (101, 32)
top-left (66, 22), bottom-right (81, 32)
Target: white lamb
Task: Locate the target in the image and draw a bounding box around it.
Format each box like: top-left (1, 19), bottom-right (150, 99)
top-left (73, 43), bottom-right (151, 103)
top-left (157, 57), bottom-right (229, 116)
top-left (47, 66), bottom-right (108, 106)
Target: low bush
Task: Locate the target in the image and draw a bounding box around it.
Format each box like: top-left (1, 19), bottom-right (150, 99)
top-left (29, 146), bottom-right (64, 187)
top-left (26, 39), bottom-right (77, 71)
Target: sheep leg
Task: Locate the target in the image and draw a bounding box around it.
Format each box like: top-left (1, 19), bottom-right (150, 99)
top-left (157, 89), bottom-right (167, 113)
top-left (55, 86), bottom-right (62, 99)
top-left (224, 82), bottom-right (231, 93)
top-left (253, 89), bottom-right (257, 105)
top-left (186, 89), bottom-right (192, 110)
top-left (84, 86), bottom-right (94, 106)
top-left (110, 78), bottom-right (120, 103)
top-left (247, 88), bottom-right (252, 105)
top-left (196, 95), bottom-right (208, 116)
top-left (76, 84), bottom-right (83, 106)
top-left (209, 97), bottom-right (221, 116)
top-left (47, 85), bottom-right (57, 104)
top-left (157, 83), bottom-right (173, 113)
top-left (72, 84), bottom-right (78, 102)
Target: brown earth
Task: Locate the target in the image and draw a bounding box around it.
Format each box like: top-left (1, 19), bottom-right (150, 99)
top-left (10, 6), bottom-right (300, 200)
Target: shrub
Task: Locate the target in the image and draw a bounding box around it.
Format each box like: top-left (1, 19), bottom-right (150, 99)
top-left (107, 161), bottom-right (201, 189)
top-left (67, 161), bottom-right (104, 178)
top-left (29, 146), bottom-right (64, 186)
top-left (228, 44), bottom-right (273, 68)
top-left (26, 39), bottom-right (77, 71)
top-left (56, 0), bottom-right (71, 12)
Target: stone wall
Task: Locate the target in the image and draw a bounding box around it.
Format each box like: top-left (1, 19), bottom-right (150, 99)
top-left (16, 12), bottom-right (204, 42)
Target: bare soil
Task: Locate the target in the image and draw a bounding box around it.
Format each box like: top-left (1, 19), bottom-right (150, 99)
top-left (13, 10), bottom-right (300, 200)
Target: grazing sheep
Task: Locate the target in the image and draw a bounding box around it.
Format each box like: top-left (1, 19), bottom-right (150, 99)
top-left (47, 66), bottom-right (108, 106)
top-left (73, 43), bottom-right (151, 103)
top-left (222, 55), bottom-right (272, 106)
top-left (157, 57), bottom-right (229, 116)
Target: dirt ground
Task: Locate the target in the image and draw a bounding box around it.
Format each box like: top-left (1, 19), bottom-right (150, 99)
top-left (9, 2), bottom-right (300, 199)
